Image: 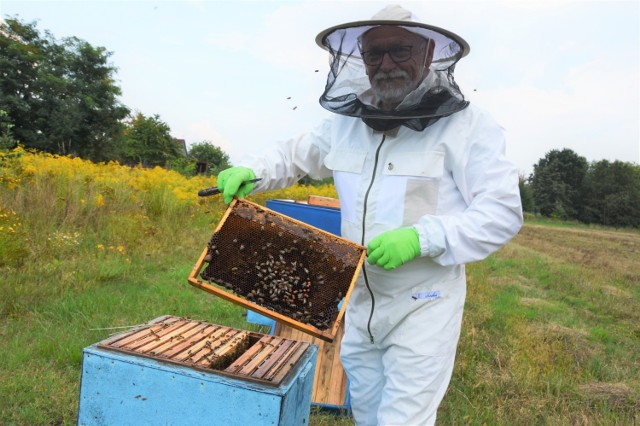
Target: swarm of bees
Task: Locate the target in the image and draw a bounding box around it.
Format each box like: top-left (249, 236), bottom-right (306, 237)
top-left (200, 201), bottom-right (360, 331)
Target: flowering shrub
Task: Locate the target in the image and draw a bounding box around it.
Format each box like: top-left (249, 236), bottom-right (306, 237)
top-left (0, 207), bottom-right (28, 267)
top-left (0, 147), bottom-right (338, 265)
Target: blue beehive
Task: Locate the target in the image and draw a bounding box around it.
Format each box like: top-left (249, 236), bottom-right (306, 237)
top-left (265, 199), bottom-right (341, 236)
top-left (78, 316), bottom-right (317, 426)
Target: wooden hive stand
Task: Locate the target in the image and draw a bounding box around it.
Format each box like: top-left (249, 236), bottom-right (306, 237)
top-left (274, 321), bottom-right (348, 410)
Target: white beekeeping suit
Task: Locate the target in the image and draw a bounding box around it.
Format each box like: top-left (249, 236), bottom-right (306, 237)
top-left (231, 5), bottom-right (523, 425)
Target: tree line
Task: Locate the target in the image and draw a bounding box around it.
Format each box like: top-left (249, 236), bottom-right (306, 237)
top-left (0, 17), bottom-right (230, 174)
top-left (520, 148), bottom-right (640, 228)
top-left (2, 18), bottom-right (638, 228)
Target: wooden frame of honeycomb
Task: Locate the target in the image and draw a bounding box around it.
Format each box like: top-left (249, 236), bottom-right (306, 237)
top-left (188, 199), bottom-right (366, 342)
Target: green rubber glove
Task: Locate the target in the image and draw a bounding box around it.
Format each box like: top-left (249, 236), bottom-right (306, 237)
top-left (217, 166), bottom-right (256, 204)
top-left (367, 227), bottom-right (421, 270)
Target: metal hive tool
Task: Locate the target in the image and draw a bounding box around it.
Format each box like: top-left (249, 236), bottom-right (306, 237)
top-left (188, 199), bottom-right (366, 342)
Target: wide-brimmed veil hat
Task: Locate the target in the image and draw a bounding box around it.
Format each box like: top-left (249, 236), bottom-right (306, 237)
top-left (315, 4), bottom-right (471, 131)
top-left (316, 4), bottom-right (470, 68)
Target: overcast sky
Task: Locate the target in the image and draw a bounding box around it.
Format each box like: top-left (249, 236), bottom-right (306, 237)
top-left (2, 0), bottom-right (639, 175)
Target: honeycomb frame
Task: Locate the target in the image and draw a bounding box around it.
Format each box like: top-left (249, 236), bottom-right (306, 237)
top-left (188, 199), bottom-right (366, 342)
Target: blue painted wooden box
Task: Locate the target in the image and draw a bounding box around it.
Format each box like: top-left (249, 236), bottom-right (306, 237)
top-left (265, 199), bottom-right (341, 237)
top-left (77, 316), bottom-right (317, 426)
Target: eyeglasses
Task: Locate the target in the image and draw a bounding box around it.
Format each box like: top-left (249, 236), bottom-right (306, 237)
top-left (360, 45), bottom-right (415, 66)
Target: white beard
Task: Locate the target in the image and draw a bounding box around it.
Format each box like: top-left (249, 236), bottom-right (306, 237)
top-left (371, 69), bottom-right (415, 106)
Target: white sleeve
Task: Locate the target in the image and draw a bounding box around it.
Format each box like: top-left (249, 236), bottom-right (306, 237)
top-left (238, 118), bottom-right (334, 192)
top-left (415, 115), bottom-right (523, 266)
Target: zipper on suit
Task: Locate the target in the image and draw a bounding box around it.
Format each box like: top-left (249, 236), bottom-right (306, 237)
top-left (361, 134), bottom-right (386, 344)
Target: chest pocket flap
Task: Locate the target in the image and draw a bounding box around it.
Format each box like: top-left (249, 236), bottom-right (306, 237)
top-left (383, 151), bottom-right (445, 178)
top-left (324, 149), bottom-right (367, 173)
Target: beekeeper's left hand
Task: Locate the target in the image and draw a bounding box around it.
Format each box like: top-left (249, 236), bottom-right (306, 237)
top-left (367, 227), bottom-right (421, 270)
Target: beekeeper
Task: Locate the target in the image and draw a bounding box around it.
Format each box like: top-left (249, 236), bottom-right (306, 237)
top-left (217, 5), bottom-right (523, 425)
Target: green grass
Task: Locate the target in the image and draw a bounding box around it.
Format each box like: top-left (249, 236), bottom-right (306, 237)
top-left (1, 156), bottom-right (638, 425)
top-left (440, 225), bottom-right (639, 425)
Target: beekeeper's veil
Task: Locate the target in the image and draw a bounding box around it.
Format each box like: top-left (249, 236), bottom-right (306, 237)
top-left (316, 5), bottom-right (470, 131)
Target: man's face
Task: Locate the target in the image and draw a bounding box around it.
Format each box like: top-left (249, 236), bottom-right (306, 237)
top-left (360, 26), bottom-right (434, 109)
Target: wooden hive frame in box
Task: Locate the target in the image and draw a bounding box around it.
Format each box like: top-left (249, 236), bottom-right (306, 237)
top-left (188, 199), bottom-right (366, 342)
top-left (97, 315), bottom-right (312, 387)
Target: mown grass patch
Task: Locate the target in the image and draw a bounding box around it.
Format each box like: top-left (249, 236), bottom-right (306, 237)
top-left (441, 225), bottom-right (639, 425)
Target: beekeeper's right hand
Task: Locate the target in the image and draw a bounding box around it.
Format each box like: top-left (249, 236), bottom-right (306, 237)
top-left (217, 166), bottom-right (256, 205)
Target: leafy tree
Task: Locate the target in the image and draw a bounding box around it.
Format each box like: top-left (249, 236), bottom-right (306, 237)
top-left (518, 173), bottom-right (535, 213)
top-left (168, 157), bottom-right (196, 176)
top-left (0, 17), bottom-right (129, 161)
top-left (298, 175), bottom-right (334, 186)
top-left (580, 160), bottom-right (640, 227)
top-left (120, 113), bottom-right (182, 167)
top-left (188, 141), bottom-right (230, 175)
top-left (0, 109), bottom-right (17, 150)
top-left (529, 148), bottom-right (588, 219)
top-left (0, 18), bottom-right (43, 147)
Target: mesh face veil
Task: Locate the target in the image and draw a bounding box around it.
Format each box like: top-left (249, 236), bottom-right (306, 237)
top-left (315, 5), bottom-right (470, 131)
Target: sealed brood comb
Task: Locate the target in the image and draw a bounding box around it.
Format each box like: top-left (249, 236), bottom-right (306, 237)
top-left (188, 199), bottom-right (366, 342)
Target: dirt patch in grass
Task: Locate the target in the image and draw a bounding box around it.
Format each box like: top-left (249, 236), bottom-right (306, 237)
top-left (522, 322), bottom-right (595, 369)
top-left (520, 297), bottom-right (554, 308)
top-left (544, 323), bottom-right (588, 338)
top-left (578, 382), bottom-right (636, 410)
top-left (601, 285), bottom-right (632, 298)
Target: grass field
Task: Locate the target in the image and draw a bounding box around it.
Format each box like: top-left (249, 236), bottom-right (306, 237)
top-left (1, 150), bottom-right (638, 425)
